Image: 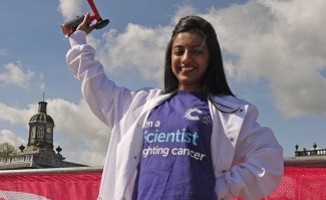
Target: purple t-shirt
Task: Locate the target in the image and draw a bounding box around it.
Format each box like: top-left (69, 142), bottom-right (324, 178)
top-left (133, 91), bottom-right (216, 200)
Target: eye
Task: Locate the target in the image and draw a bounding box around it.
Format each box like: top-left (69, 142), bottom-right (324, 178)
top-left (191, 49), bottom-right (203, 55)
top-left (172, 47), bottom-right (184, 56)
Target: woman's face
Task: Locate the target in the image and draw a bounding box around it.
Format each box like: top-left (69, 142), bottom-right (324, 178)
top-left (171, 31), bottom-right (209, 92)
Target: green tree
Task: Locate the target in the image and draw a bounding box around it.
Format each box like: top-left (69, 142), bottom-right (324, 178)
top-left (0, 142), bottom-right (18, 158)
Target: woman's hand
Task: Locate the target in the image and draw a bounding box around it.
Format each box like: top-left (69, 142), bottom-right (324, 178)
top-left (76, 12), bottom-right (96, 34)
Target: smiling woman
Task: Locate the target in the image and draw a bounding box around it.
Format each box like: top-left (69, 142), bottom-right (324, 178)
top-left (65, 14), bottom-right (283, 200)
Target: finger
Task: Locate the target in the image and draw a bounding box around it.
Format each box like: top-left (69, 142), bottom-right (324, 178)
top-left (82, 12), bottom-right (90, 26)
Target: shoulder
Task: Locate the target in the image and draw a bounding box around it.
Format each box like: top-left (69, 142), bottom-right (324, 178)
top-left (131, 87), bottom-right (164, 100)
top-left (127, 88), bottom-right (173, 119)
top-left (128, 87), bottom-right (166, 110)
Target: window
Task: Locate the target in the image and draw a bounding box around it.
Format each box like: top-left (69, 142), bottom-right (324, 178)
top-left (37, 126), bottom-right (44, 138)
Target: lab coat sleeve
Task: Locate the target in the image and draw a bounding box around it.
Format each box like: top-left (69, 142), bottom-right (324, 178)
top-left (65, 30), bottom-right (133, 127)
top-left (215, 104), bottom-right (284, 200)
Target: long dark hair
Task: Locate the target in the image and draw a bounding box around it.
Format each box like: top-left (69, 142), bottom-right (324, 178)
top-left (164, 16), bottom-right (234, 96)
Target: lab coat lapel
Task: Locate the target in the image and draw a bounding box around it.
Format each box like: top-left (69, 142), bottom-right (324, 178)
top-left (209, 95), bottom-right (247, 175)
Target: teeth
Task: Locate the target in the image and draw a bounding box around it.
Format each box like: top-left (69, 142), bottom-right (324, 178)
top-left (180, 67), bottom-right (193, 72)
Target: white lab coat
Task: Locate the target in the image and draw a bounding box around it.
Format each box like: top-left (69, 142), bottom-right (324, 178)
top-left (66, 31), bottom-right (284, 200)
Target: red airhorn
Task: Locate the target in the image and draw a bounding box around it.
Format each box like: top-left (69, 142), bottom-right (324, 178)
top-left (61, 0), bottom-right (110, 37)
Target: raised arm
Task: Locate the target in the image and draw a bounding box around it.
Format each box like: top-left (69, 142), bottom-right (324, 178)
top-left (66, 30), bottom-right (133, 127)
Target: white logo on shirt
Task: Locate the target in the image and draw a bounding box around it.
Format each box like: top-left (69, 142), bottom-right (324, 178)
top-left (184, 108), bottom-right (202, 121)
top-left (184, 108), bottom-right (212, 124)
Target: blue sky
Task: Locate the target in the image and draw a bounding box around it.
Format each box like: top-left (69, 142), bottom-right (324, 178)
top-left (0, 0), bottom-right (325, 166)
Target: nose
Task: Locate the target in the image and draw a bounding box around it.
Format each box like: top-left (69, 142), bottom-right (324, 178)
top-left (181, 50), bottom-right (192, 65)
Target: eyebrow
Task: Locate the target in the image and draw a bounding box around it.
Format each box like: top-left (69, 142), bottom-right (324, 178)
top-left (172, 44), bottom-right (205, 49)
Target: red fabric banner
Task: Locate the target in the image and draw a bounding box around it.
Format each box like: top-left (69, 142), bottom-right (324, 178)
top-left (264, 167), bottom-right (326, 200)
top-left (0, 171), bottom-right (101, 200)
top-left (1, 167), bottom-right (326, 200)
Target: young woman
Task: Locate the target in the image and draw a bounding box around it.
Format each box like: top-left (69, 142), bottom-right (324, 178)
top-left (66, 14), bottom-right (283, 200)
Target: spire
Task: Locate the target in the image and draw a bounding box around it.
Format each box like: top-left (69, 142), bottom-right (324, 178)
top-left (38, 92), bottom-right (47, 113)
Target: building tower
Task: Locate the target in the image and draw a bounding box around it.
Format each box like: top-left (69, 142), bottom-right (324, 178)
top-left (24, 100), bottom-right (60, 158)
top-left (0, 98), bottom-right (86, 170)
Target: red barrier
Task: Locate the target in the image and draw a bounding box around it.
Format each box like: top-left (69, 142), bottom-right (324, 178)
top-left (264, 167), bottom-right (326, 200)
top-left (0, 167), bottom-right (326, 200)
top-left (0, 170), bottom-right (101, 200)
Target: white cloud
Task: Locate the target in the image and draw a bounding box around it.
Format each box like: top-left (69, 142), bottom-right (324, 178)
top-left (0, 102), bottom-right (34, 125)
top-left (47, 98), bottom-right (109, 141)
top-left (171, 4), bottom-right (198, 24)
top-left (0, 129), bottom-right (25, 149)
top-left (98, 24), bottom-right (170, 83)
top-left (206, 0), bottom-right (326, 117)
top-left (48, 98), bottom-right (110, 166)
top-left (58, 0), bottom-right (82, 21)
top-left (0, 62), bottom-right (35, 89)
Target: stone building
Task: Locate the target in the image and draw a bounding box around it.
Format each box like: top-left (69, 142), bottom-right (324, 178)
top-left (0, 100), bottom-right (86, 170)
